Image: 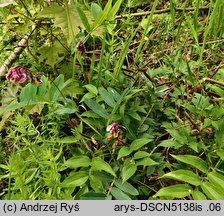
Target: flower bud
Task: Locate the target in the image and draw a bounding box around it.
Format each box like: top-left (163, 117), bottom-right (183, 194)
top-left (106, 122), bottom-right (120, 133)
top-left (76, 39), bottom-right (86, 54)
top-left (6, 66), bottom-right (28, 83)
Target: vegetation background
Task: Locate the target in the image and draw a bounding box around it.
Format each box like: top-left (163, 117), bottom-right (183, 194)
top-left (0, 0), bottom-right (224, 200)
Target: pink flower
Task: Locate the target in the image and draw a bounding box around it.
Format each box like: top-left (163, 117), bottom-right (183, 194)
top-left (106, 122), bottom-right (120, 133)
top-left (6, 66), bottom-right (28, 83)
top-left (76, 39), bottom-right (86, 54)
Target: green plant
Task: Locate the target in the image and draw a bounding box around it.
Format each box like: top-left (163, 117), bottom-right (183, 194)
top-left (0, 0), bottom-right (224, 200)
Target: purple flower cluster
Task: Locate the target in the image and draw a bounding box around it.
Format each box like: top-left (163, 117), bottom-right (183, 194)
top-left (106, 122), bottom-right (120, 133)
top-left (76, 39), bottom-right (86, 54)
top-left (6, 66), bottom-right (28, 83)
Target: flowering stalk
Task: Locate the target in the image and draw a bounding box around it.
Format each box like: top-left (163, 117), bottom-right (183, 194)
top-left (106, 122), bottom-right (120, 133)
top-left (105, 122), bottom-right (124, 151)
top-left (6, 65), bottom-right (42, 85)
top-left (76, 39), bottom-right (86, 54)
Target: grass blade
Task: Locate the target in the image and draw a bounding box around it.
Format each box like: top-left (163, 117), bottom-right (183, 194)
top-left (107, 0), bottom-right (123, 21)
top-left (135, 0), bottom-right (159, 61)
top-left (91, 0), bottom-right (112, 32)
top-left (76, 4), bottom-right (91, 32)
top-left (113, 28), bottom-right (138, 81)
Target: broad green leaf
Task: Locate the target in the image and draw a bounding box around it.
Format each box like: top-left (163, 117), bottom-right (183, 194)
top-left (215, 120), bottom-right (224, 146)
top-left (58, 136), bottom-right (79, 143)
top-left (208, 171), bottom-right (224, 191)
top-left (91, 0), bottom-right (112, 31)
top-left (133, 151), bottom-right (150, 160)
top-left (84, 98), bottom-right (109, 119)
top-left (20, 83), bottom-right (37, 102)
top-left (136, 158), bottom-right (159, 167)
top-left (119, 103), bottom-right (126, 117)
top-left (89, 175), bottom-right (104, 193)
top-left (106, 195), bottom-right (112, 200)
top-left (93, 171), bottom-right (114, 182)
top-left (213, 118), bottom-right (224, 130)
top-left (99, 87), bottom-right (116, 107)
top-left (91, 3), bottom-right (102, 19)
top-left (192, 190), bottom-right (207, 200)
top-left (160, 170), bottom-right (201, 186)
top-left (187, 141), bottom-right (199, 152)
top-left (4, 101), bottom-right (34, 112)
top-left (110, 187), bottom-right (132, 200)
top-left (84, 84), bottom-right (98, 96)
top-left (127, 88), bottom-right (145, 97)
top-left (107, 0), bottom-right (122, 21)
top-left (80, 110), bottom-right (100, 118)
top-left (37, 3), bottom-right (90, 45)
top-left (114, 179), bottom-right (139, 196)
top-left (80, 192), bottom-right (106, 200)
top-left (171, 154), bottom-right (208, 173)
top-left (128, 111), bottom-right (141, 121)
top-left (62, 79), bottom-right (84, 99)
top-left (166, 129), bottom-right (187, 144)
top-left (36, 76), bottom-right (47, 98)
top-left (117, 138), bottom-right (152, 159)
top-left (0, 85), bottom-right (18, 114)
top-left (130, 138), bottom-right (153, 152)
top-left (147, 166), bottom-right (155, 176)
top-left (107, 87), bottom-right (120, 101)
top-left (201, 182), bottom-right (224, 200)
top-left (36, 4), bottom-right (62, 18)
top-left (76, 4), bottom-right (91, 32)
top-left (91, 157), bottom-right (116, 177)
top-left (61, 171), bottom-right (89, 188)
top-left (216, 149), bottom-right (224, 160)
top-left (117, 147), bottom-right (132, 160)
top-left (122, 163), bottom-right (137, 182)
top-left (153, 184), bottom-right (192, 198)
top-left (0, 164), bottom-right (9, 170)
top-left (158, 139), bottom-right (180, 148)
top-left (38, 41), bottom-right (66, 68)
top-left (49, 74), bottom-right (64, 102)
top-left (138, 124), bottom-right (149, 133)
top-left (55, 107), bottom-right (77, 115)
top-left (64, 156), bottom-right (91, 169)
top-left (74, 186), bottom-right (89, 200)
top-left (111, 88), bottom-right (131, 115)
top-left (81, 92), bottom-right (96, 102)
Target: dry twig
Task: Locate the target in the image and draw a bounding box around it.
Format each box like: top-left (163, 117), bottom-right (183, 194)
top-left (0, 27), bottom-right (36, 76)
top-left (115, 6), bottom-right (210, 19)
